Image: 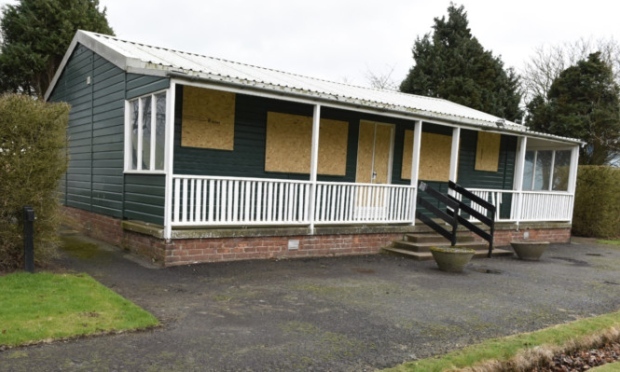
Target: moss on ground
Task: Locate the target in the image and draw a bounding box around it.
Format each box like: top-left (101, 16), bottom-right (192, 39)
top-left (60, 236), bottom-right (107, 259)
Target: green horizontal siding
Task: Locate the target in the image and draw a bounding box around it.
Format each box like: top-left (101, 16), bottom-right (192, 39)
top-left (457, 129), bottom-right (517, 219)
top-left (126, 74), bottom-right (169, 99)
top-left (49, 43), bottom-right (169, 224)
top-left (124, 174), bottom-right (166, 224)
top-left (49, 44), bottom-right (93, 209)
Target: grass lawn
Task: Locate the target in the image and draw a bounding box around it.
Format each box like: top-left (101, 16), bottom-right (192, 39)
top-left (598, 239), bottom-right (620, 246)
top-left (385, 310), bottom-right (620, 371)
top-left (0, 272), bottom-right (159, 348)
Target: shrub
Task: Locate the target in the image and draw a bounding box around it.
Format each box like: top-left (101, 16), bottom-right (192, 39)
top-left (572, 166), bottom-right (620, 238)
top-left (0, 94), bottom-right (69, 270)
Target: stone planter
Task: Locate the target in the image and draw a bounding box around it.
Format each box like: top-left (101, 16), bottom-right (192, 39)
top-left (429, 246), bottom-right (475, 273)
top-left (510, 241), bottom-right (549, 261)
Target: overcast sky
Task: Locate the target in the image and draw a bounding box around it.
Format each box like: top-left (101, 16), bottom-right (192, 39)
top-left (1, 0), bottom-right (618, 87)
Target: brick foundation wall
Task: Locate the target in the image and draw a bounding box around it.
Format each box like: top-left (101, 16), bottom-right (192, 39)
top-left (62, 207), bottom-right (123, 246)
top-left (61, 207), bottom-right (400, 266)
top-left (62, 207), bottom-right (573, 267)
top-left (493, 227), bottom-right (572, 246)
top-left (165, 233), bottom-right (401, 266)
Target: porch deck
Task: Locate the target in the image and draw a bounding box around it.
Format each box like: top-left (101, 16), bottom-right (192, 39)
top-left (123, 218), bottom-right (571, 244)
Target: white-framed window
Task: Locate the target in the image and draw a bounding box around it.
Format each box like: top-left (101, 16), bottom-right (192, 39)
top-left (125, 91), bottom-right (167, 172)
top-left (522, 149), bottom-right (572, 191)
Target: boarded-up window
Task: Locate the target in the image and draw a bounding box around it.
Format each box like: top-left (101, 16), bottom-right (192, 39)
top-left (265, 112), bottom-right (348, 175)
top-left (181, 86), bottom-right (236, 150)
top-left (401, 130), bottom-right (451, 182)
top-left (475, 132), bottom-right (501, 172)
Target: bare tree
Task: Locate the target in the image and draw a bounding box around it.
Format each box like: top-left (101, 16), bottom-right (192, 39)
top-left (522, 37), bottom-right (620, 103)
top-left (365, 64), bottom-right (398, 91)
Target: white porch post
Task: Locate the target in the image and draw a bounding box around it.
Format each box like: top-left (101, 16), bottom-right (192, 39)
top-left (512, 136), bottom-right (527, 229)
top-left (449, 127), bottom-right (461, 183)
top-left (163, 82), bottom-right (177, 241)
top-left (410, 120), bottom-right (423, 225)
top-left (567, 145), bottom-right (580, 223)
top-left (308, 104), bottom-right (321, 233)
top-left (567, 146), bottom-right (580, 193)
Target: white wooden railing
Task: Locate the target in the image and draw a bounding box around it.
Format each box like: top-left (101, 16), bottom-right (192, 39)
top-left (171, 176), bottom-right (416, 226)
top-left (170, 176), bottom-right (574, 227)
top-left (464, 188), bottom-right (574, 222)
top-left (314, 182), bottom-right (415, 223)
top-left (518, 191), bottom-right (574, 222)
top-left (172, 176), bottom-right (311, 226)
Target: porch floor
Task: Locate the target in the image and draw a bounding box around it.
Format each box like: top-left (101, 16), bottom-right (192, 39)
top-left (122, 219), bottom-right (572, 241)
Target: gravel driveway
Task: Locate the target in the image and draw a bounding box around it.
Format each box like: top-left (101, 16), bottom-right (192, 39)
top-left (1, 235), bottom-right (619, 371)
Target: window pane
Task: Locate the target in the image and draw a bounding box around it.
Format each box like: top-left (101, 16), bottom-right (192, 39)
top-left (522, 151), bottom-right (535, 190)
top-left (552, 150), bottom-right (571, 191)
top-left (130, 100), bottom-right (139, 170)
top-left (534, 151), bottom-right (552, 190)
top-left (155, 93), bottom-right (166, 170)
top-left (141, 96), bottom-right (152, 170)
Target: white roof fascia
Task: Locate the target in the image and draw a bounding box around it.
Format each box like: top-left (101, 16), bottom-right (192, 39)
top-left (126, 66), bottom-right (169, 77)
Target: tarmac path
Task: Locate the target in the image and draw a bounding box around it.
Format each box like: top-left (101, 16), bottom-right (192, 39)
top-left (1, 235), bottom-right (619, 371)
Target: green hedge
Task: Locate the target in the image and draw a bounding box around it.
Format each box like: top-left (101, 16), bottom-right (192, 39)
top-left (572, 166), bottom-right (620, 238)
top-left (0, 94), bottom-right (69, 270)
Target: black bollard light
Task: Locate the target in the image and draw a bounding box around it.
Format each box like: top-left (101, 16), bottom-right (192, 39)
top-left (23, 206), bottom-right (35, 273)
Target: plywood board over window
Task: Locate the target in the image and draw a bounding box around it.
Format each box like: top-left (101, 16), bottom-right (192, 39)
top-left (475, 132), bottom-right (501, 172)
top-left (401, 130), bottom-right (451, 182)
top-left (181, 86), bottom-right (236, 151)
top-left (265, 112), bottom-right (348, 176)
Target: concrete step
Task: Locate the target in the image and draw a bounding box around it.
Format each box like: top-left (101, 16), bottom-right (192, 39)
top-left (383, 247), bottom-right (434, 261)
top-left (404, 233), bottom-right (476, 244)
top-left (382, 246), bottom-right (513, 261)
top-left (392, 240), bottom-right (489, 253)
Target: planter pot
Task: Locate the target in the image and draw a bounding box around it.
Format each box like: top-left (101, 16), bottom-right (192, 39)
top-left (510, 241), bottom-right (549, 261)
top-left (429, 247), bottom-right (475, 273)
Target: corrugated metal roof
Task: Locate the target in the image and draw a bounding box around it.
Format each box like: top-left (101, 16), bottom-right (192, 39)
top-left (47, 30), bottom-right (582, 145)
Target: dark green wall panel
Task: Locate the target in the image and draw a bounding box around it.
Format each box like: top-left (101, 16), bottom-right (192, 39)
top-left (457, 129), bottom-right (516, 218)
top-left (124, 174), bottom-right (165, 224)
top-left (126, 74), bottom-right (169, 99)
top-left (49, 43), bottom-right (168, 224)
top-left (93, 185), bottom-right (123, 195)
top-left (49, 44), bottom-right (93, 209)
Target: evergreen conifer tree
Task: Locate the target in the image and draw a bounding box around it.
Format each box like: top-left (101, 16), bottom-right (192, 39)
top-left (400, 3), bottom-right (522, 122)
top-left (0, 0), bottom-right (114, 97)
top-left (526, 53), bottom-right (620, 165)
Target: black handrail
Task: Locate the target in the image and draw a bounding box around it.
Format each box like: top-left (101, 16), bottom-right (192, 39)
top-left (448, 181), bottom-right (496, 257)
top-left (416, 182), bottom-right (460, 246)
